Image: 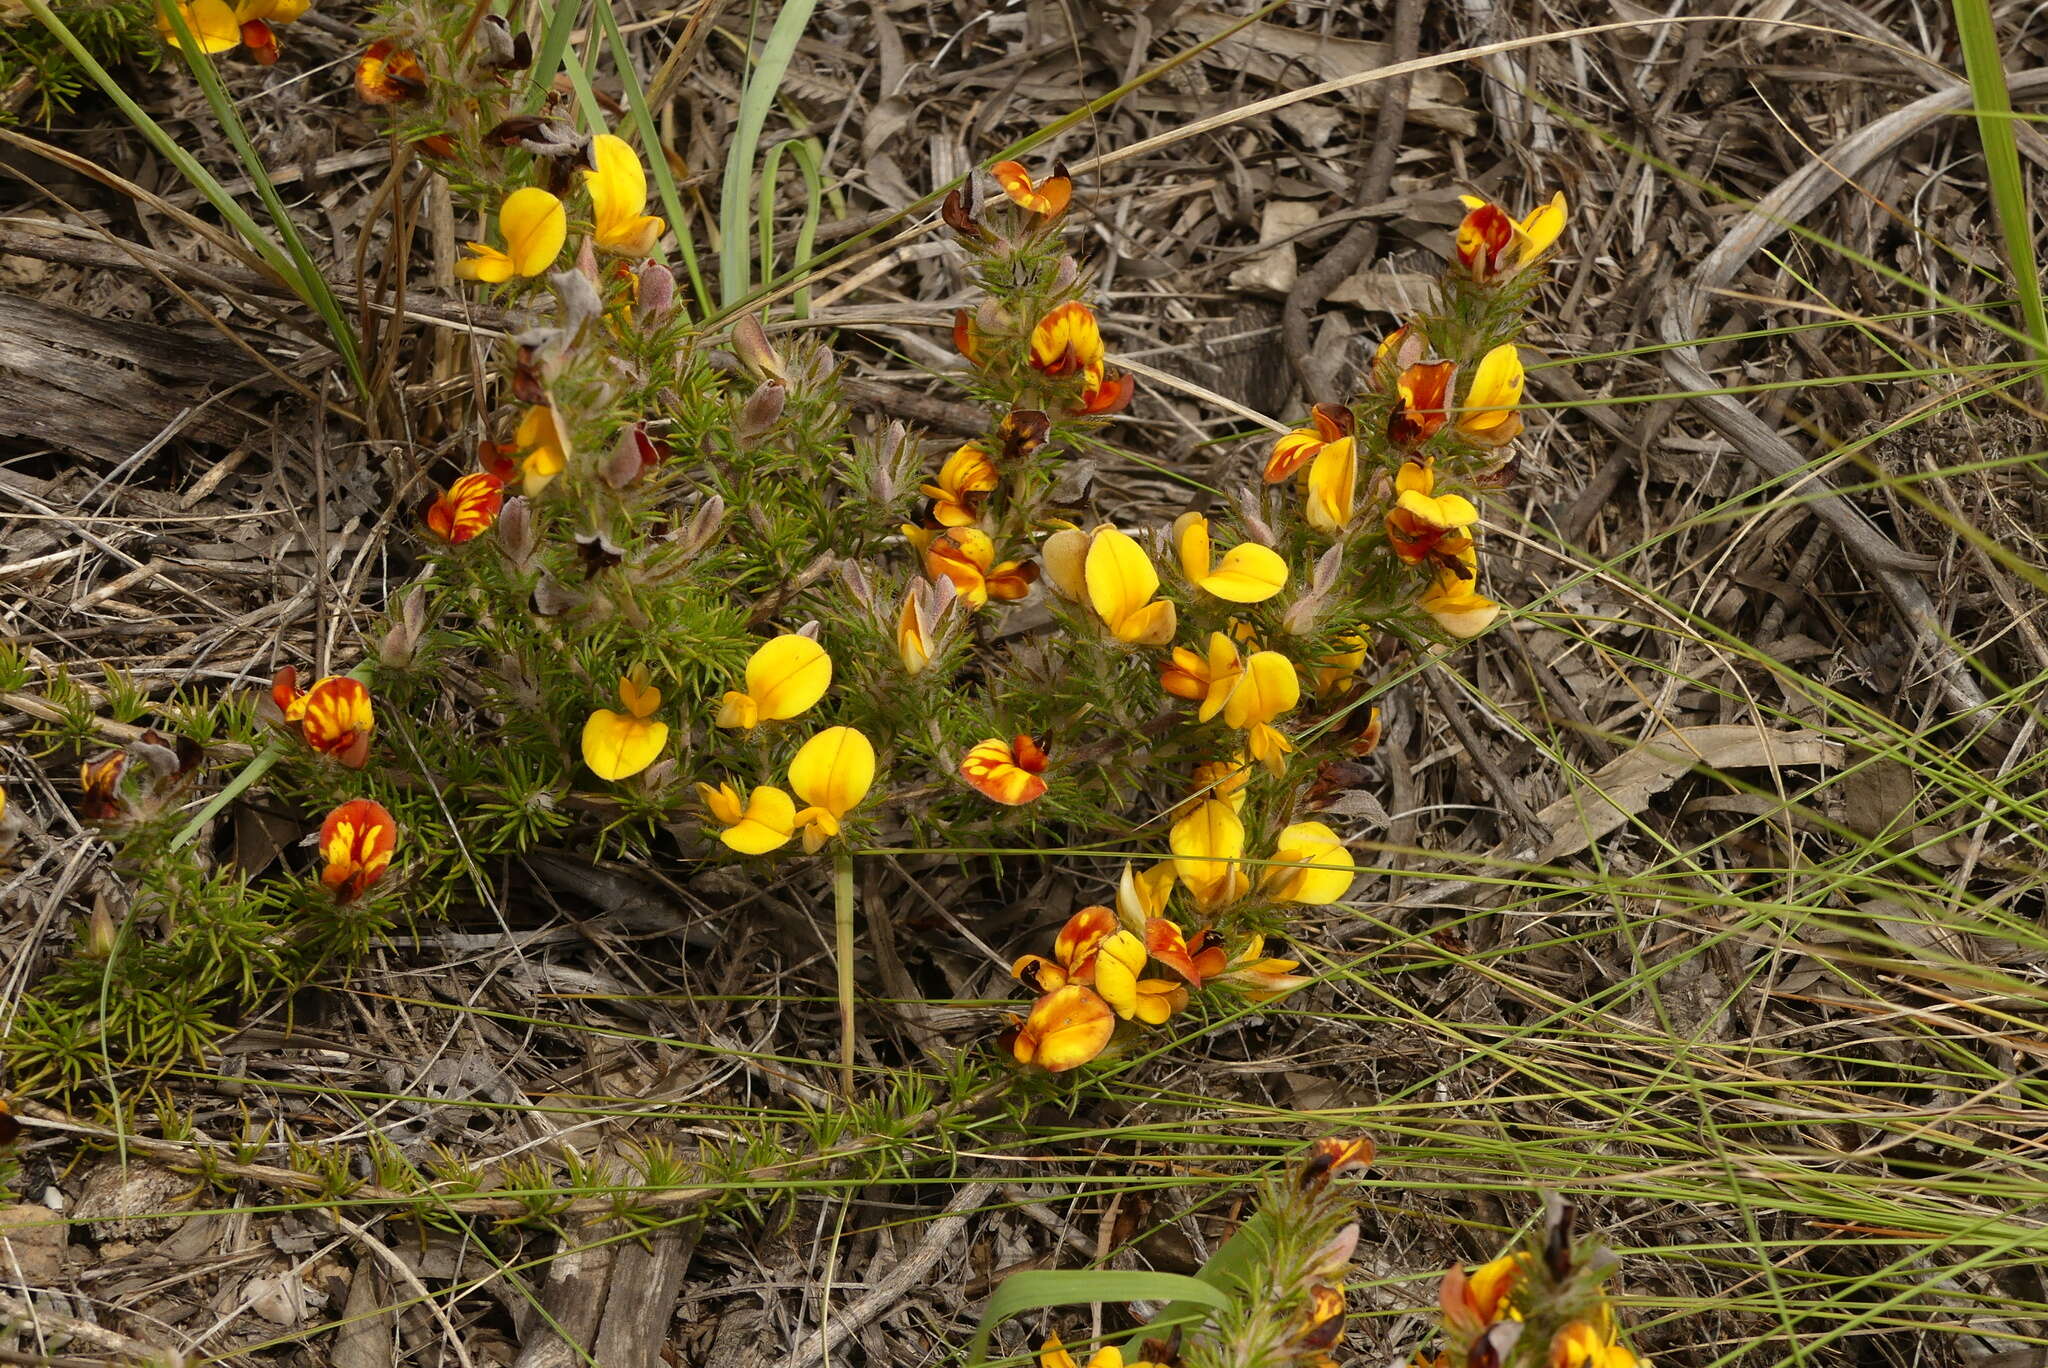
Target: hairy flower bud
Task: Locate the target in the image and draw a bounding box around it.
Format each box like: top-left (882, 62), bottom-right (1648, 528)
top-left (551, 266), bottom-right (604, 334)
top-left (731, 313), bottom-right (783, 382)
top-left (636, 261), bottom-right (674, 321)
top-left (376, 585), bottom-right (433, 669)
top-left (672, 494), bottom-right (726, 559)
top-left (497, 496), bottom-right (538, 572)
top-left (737, 380), bottom-right (787, 444)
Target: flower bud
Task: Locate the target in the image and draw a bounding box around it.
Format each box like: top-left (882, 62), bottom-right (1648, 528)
top-left (551, 266), bottom-right (604, 334)
top-left (731, 313), bottom-right (783, 382)
top-left (376, 585), bottom-right (433, 668)
top-left (603, 421), bottom-right (668, 489)
top-left (673, 494), bottom-right (725, 558)
top-left (837, 560), bottom-right (874, 611)
top-left (636, 262), bottom-right (675, 321)
top-left (1049, 255), bottom-right (1079, 294)
top-left (84, 897), bottom-right (118, 959)
top-left (737, 380), bottom-right (786, 444)
top-left (497, 496), bottom-right (538, 572)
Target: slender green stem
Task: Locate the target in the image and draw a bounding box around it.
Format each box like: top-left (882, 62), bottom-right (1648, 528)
top-left (833, 844), bottom-right (856, 1099)
top-left (1953, 0), bottom-right (2048, 399)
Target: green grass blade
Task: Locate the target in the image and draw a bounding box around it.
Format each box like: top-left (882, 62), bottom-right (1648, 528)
top-left (717, 0), bottom-right (819, 306)
top-left (965, 1269), bottom-right (1230, 1368)
top-left (1952, 0), bottom-right (2048, 387)
top-left (24, 0), bottom-right (365, 395)
top-left (523, 0), bottom-right (587, 114)
top-left (591, 0), bottom-right (709, 318)
top-left (756, 137), bottom-right (822, 318)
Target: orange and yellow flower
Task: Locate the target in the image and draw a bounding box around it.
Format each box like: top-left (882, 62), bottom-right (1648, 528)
top-left (960, 734), bottom-right (1049, 806)
top-left (1075, 368), bottom-right (1136, 416)
top-left (457, 187), bottom-right (567, 284)
top-left (1266, 402), bottom-right (1353, 484)
top-left (895, 579), bottom-right (952, 675)
top-left (920, 443), bottom-right (999, 528)
top-left (1042, 525), bottom-right (1177, 646)
top-left (1011, 984), bottom-right (1114, 1073)
top-left (355, 39), bottom-right (425, 103)
top-left (1385, 461), bottom-right (1478, 566)
top-left (1388, 360), bottom-right (1455, 449)
top-left (1090, 930), bottom-right (1187, 1024)
top-left (1012, 905), bottom-right (1119, 994)
top-left (580, 666), bottom-right (669, 781)
top-left (1455, 192), bottom-right (1566, 282)
top-left (319, 798), bottom-right (396, 901)
top-left (1172, 511), bottom-right (1287, 603)
top-left (425, 471), bottom-right (504, 544)
top-left (923, 527), bottom-right (1037, 608)
top-left (1440, 1253), bottom-right (1528, 1339)
top-left (991, 160), bottom-right (1072, 218)
top-left (273, 671), bottom-right (374, 768)
top-left (1549, 1317), bottom-right (1643, 1368)
top-left (716, 634), bottom-right (832, 731)
top-left (1028, 301), bottom-right (1104, 381)
top-left (1188, 929), bottom-right (1312, 999)
top-left (583, 133), bottom-right (667, 257)
top-left (1160, 632), bottom-right (1243, 720)
top-left (160, 0), bottom-right (308, 63)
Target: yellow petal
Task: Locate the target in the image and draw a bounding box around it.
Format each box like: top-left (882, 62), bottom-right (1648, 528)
top-left (455, 243), bottom-right (515, 284)
top-left (1395, 460), bottom-right (1433, 496)
top-left (1083, 527), bottom-right (1160, 634)
top-left (1170, 799), bottom-right (1247, 909)
top-left (1017, 985), bottom-right (1114, 1072)
top-left (1116, 861), bottom-right (1175, 932)
top-left (618, 669), bottom-right (662, 717)
top-left (1247, 721), bottom-right (1294, 776)
top-left (1516, 191), bottom-right (1567, 261)
top-left (580, 709), bottom-right (668, 781)
top-left (746, 634), bottom-right (832, 721)
top-left (715, 691), bottom-right (759, 730)
top-left (586, 133), bottom-right (648, 222)
top-left (500, 187), bottom-right (568, 278)
top-left (788, 726), bottom-right (875, 821)
top-left (1262, 821), bottom-right (1355, 904)
top-left (695, 781), bottom-right (744, 825)
top-left (1112, 596), bottom-right (1177, 647)
top-left (1458, 345), bottom-right (1524, 434)
top-left (721, 785), bottom-right (796, 854)
top-left (1199, 543), bottom-right (1288, 603)
top-left (1305, 436), bottom-right (1356, 533)
top-left (161, 0), bottom-right (241, 51)
top-left (1198, 631), bottom-right (1243, 723)
top-left (1223, 651), bottom-right (1300, 729)
top-left (1092, 930), bottom-right (1148, 1018)
top-left (1172, 511), bottom-right (1211, 583)
top-left (1041, 528), bottom-right (1090, 600)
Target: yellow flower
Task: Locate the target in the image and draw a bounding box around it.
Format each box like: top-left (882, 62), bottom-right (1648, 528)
top-left (1548, 1317), bottom-right (1642, 1368)
top-left (716, 634), bottom-right (832, 730)
top-left (512, 403), bottom-right (571, 495)
top-left (1304, 435), bottom-right (1357, 533)
top-left (1223, 651), bottom-right (1299, 775)
top-left (1172, 511), bottom-right (1287, 603)
top-left (924, 527), bottom-right (1038, 608)
top-left (583, 133), bottom-right (666, 256)
top-left (1159, 631), bottom-right (1243, 722)
top-left (1190, 755), bottom-right (1250, 812)
top-left (1038, 1333), bottom-right (1169, 1368)
top-left (1260, 821), bottom-right (1355, 904)
top-left (1204, 932), bottom-right (1311, 999)
top-left (1456, 344), bottom-right (1525, 447)
top-left (919, 443), bottom-right (999, 528)
top-left (896, 580), bottom-right (951, 675)
top-left (1266, 402), bottom-right (1352, 484)
top-left (1170, 798), bottom-right (1250, 911)
top-left (580, 667), bottom-right (669, 781)
top-left (1077, 526), bottom-right (1178, 646)
top-left (159, 0), bottom-right (308, 61)
top-left (1420, 545), bottom-right (1500, 638)
top-left (1091, 930), bottom-right (1187, 1025)
top-left (1385, 461), bottom-right (1479, 565)
top-left (697, 781), bottom-right (797, 855)
top-left (1441, 1252), bottom-right (1529, 1338)
top-left (788, 726), bottom-right (874, 852)
top-left (1316, 631), bottom-right (1369, 697)
top-left (457, 187), bottom-right (567, 283)
top-left (1012, 986), bottom-right (1115, 1073)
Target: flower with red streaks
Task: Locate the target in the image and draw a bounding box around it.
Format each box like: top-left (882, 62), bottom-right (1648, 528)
top-left (319, 798), bottom-right (396, 901)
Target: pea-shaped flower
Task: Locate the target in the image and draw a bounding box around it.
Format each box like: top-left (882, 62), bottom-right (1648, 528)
top-left (456, 187), bottom-right (568, 283)
top-left (716, 634), bottom-right (832, 730)
top-left (583, 134), bottom-right (667, 257)
top-left (581, 667), bottom-right (669, 781)
top-left (788, 726), bottom-right (875, 853)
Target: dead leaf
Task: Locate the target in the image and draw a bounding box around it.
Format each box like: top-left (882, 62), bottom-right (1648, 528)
top-left (1171, 9), bottom-right (1475, 136)
top-left (1538, 724), bottom-right (1842, 860)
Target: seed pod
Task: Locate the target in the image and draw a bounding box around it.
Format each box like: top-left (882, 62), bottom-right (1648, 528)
top-left (497, 496), bottom-right (538, 571)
